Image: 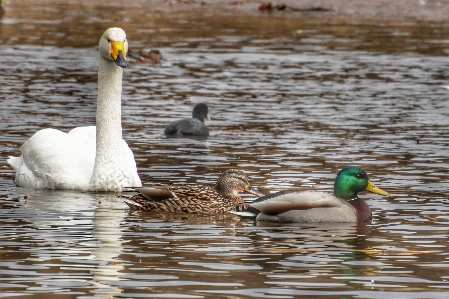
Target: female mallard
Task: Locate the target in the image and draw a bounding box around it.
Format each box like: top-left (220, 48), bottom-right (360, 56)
top-left (164, 103), bottom-right (210, 136)
top-left (241, 166), bottom-right (389, 223)
top-left (128, 49), bottom-right (162, 64)
top-left (124, 169), bottom-right (258, 214)
top-left (7, 27), bottom-right (141, 191)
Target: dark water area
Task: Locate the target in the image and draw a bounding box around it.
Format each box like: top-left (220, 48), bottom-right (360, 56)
top-left (1, 2), bottom-right (449, 298)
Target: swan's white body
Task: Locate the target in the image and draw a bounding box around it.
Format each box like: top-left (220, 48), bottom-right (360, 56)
top-left (7, 28), bottom-right (142, 191)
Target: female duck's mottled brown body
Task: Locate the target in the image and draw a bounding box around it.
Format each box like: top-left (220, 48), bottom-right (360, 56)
top-left (124, 169), bottom-right (257, 215)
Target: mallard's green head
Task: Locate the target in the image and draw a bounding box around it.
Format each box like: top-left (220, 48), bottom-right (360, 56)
top-left (334, 166), bottom-right (389, 200)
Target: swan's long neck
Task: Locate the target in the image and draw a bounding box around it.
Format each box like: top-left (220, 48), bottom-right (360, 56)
top-left (89, 57), bottom-right (125, 190)
top-left (96, 58), bottom-right (123, 154)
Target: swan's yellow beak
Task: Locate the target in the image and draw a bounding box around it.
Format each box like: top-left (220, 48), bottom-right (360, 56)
top-left (110, 41), bottom-right (128, 68)
top-left (365, 180), bottom-right (389, 196)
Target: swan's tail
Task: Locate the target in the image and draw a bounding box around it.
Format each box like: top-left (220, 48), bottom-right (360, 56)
top-left (7, 156), bottom-right (22, 171)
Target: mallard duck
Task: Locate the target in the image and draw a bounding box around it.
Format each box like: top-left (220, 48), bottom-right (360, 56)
top-left (164, 103), bottom-right (210, 136)
top-left (128, 49), bottom-right (162, 64)
top-left (124, 169), bottom-right (259, 215)
top-left (7, 27), bottom-right (142, 191)
top-left (239, 166), bottom-right (389, 223)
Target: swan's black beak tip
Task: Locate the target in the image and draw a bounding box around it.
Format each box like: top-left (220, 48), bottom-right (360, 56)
top-left (114, 50), bottom-right (128, 68)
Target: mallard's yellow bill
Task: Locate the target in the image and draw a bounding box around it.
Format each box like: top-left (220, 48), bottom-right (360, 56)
top-left (110, 41), bottom-right (126, 60)
top-left (365, 180), bottom-right (389, 196)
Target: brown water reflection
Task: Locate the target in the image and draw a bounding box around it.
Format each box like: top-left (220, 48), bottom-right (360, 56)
top-left (1, 1), bottom-right (449, 298)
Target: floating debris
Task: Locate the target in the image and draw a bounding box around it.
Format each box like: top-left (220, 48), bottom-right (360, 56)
top-left (258, 2), bottom-right (333, 12)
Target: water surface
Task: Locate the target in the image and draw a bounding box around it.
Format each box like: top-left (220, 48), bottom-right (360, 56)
top-left (0, 2), bottom-right (449, 298)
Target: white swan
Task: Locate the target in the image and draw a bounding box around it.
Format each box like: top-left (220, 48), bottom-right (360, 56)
top-left (7, 27), bottom-right (142, 191)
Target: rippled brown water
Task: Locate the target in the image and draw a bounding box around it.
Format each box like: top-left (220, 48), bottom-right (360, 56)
top-left (1, 2), bottom-right (449, 298)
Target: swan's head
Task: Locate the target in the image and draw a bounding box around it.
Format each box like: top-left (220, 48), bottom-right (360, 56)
top-left (99, 27), bottom-right (129, 68)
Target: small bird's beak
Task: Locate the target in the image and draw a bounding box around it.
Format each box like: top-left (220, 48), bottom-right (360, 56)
top-left (206, 113), bottom-right (211, 121)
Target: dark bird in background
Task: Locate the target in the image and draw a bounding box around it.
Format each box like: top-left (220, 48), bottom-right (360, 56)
top-left (164, 103), bottom-right (211, 137)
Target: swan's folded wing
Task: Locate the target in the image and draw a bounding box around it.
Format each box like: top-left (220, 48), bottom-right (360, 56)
top-left (14, 128), bottom-right (95, 189)
top-left (68, 126), bottom-right (96, 147)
